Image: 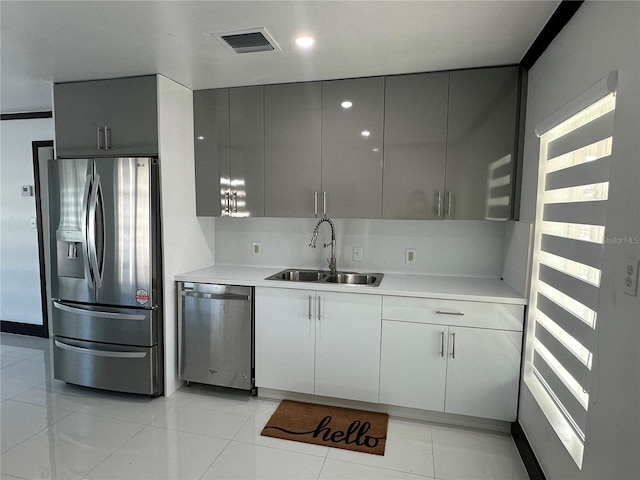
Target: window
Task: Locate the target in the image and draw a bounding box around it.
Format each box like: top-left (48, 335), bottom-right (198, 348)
top-left (524, 74), bottom-right (617, 469)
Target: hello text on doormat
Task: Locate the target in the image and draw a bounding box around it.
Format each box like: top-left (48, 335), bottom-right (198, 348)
top-left (260, 400), bottom-right (388, 455)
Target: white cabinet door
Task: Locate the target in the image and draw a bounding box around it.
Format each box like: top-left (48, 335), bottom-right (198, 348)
top-left (314, 292), bottom-right (382, 403)
top-left (444, 326), bottom-right (522, 421)
top-left (255, 287), bottom-right (315, 394)
top-left (379, 320), bottom-right (447, 411)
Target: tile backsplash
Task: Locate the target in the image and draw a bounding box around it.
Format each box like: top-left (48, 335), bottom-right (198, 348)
top-left (214, 217), bottom-right (506, 278)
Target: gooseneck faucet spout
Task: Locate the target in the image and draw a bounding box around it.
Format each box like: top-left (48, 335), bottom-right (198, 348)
top-left (309, 217), bottom-right (337, 274)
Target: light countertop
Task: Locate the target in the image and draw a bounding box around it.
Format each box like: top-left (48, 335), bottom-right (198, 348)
top-left (175, 265), bottom-right (527, 305)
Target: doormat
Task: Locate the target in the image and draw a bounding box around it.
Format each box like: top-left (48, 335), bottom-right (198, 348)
top-left (260, 400), bottom-right (388, 455)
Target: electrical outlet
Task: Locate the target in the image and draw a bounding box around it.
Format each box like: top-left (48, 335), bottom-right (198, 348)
top-left (624, 257), bottom-right (639, 296)
top-left (353, 247), bottom-right (363, 261)
top-left (252, 241), bottom-right (261, 256)
top-left (405, 248), bottom-right (416, 264)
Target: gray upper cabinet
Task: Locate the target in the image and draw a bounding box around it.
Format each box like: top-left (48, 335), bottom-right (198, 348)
top-left (194, 89), bottom-right (229, 217)
top-left (54, 76), bottom-right (158, 158)
top-left (264, 82), bottom-right (322, 217)
top-left (383, 72), bottom-right (449, 220)
top-left (229, 86), bottom-right (265, 217)
top-left (193, 66), bottom-right (520, 220)
top-left (444, 67), bottom-right (519, 220)
top-left (322, 77), bottom-right (384, 219)
top-left (194, 86), bottom-right (264, 217)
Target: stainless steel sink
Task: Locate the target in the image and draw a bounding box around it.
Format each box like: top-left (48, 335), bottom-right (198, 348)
top-left (324, 273), bottom-right (382, 286)
top-left (265, 269), bottom-right (383, 287)
top-left (266, 269), bottom-right (328, 282)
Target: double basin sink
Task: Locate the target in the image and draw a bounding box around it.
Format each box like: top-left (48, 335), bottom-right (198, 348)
top-left (266, 268), bottom-right (384, 287)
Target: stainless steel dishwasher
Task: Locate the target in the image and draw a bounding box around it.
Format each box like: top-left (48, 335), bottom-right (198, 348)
top-left (178, 282), bottom-right (255, 393)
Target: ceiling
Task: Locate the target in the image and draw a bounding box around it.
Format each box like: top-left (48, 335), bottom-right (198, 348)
top-left (0, 0), bottom-right (560, 113)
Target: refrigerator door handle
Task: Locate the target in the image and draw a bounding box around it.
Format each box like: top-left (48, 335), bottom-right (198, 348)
top-left (55, 340), bottom-right (147, 359)
top-left (53, 301), bottom-right (147, 321)
top-left (81, 173), bottom-right (94, 284)
top-left (95, 176), bottom-right (106, 284)
top-left (87, 173), bottom-right (103, 288)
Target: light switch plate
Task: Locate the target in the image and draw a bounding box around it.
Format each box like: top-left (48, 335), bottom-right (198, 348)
top-left (353, 247), bottom-right (363, 262)
top-left (405, 248), bottom-right (416, 264)
top-left (252, 241), bottom-right (261, 256)
top-left (624, 257), bottom-right (639, 296)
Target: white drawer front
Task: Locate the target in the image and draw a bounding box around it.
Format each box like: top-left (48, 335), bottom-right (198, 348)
top-left (382, 296), bottom-right (524, 331)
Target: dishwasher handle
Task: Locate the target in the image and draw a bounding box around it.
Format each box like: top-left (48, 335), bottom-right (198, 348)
top-left (180, 290), bottom-right (250, 301)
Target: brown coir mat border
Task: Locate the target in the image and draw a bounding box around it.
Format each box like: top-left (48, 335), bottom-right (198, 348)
top-left (260, 400), bottom-right (388, 456)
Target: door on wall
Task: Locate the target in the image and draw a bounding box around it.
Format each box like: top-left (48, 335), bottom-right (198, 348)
top-left (1, 140), bottom-right (54, 337)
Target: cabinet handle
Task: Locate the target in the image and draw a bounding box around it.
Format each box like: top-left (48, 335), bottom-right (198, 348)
top-left (308, 296), bottom-right (313, 320)
top-left (314, 192), bottom-right (318, 218)
top-left (436, 310), bottom-right (464, 316)
top-left (447, 191), bottom-right (453, 218)
top-left (97, 126), bottom-right (103, 150)
top-left (104, 126), bottom-right (111, 150)
top-left (440, 331), bottom-right (445, 358)
top-left (224, 192), bottom-right (230, 214)
top-left (437, 191), bottom-right (443, 218)
top-left (232, 192), bottom-right (238, 213)
top-left (451, 332), bottom-right (456, 359)
top-left (323, 192), bottom-right (327, 217)
top-left (317, 295), bottom-right (322, 320)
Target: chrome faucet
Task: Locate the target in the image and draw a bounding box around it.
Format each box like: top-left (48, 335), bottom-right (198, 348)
top-left (309, 217), bottom-right (337, 274)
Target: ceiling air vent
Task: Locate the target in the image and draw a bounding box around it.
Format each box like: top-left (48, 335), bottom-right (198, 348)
top-left (215, 28), bottom-right (280, 54)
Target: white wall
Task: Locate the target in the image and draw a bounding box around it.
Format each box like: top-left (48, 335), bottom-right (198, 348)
top-left (518, 2), bottom-right (640, 478)
top-left (215, 217), bottom-right (506, 278)
top-left (0, 118), bottom-right (54, 325)
top-left (157, 75), bottom-right (215, 395)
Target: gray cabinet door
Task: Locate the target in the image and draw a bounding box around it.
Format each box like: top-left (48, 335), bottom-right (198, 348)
top-left (383, 73), bottom-right (449, 219)
top-left (229, 86), bottom-right (264, 217)
top-left (445, 67), bottom-right (519, 220)
top-left (265, 82), bottom-right (322, 217)
top-left (322, 77), bottom-right (384, 219)
top-left (194, 89), bottom-right (230, 217)
top-left (54, 76), bottom-right (158, 158)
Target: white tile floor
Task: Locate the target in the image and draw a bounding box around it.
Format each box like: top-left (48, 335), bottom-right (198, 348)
top-left (1, 333), bottom-right (529, 480)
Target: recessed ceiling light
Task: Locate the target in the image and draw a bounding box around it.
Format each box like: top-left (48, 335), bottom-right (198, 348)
top-left (341, 101), bottom-right (353, 109)
top-left (295, 35), bottom-right (315, 48)
top-left (361, 130), bottom-right (371, 137)
top-left (197, 136), bottom-right (205, 140)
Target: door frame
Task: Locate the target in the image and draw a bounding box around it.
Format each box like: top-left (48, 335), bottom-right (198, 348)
top-left (0, 139), bottom-right (53, 338)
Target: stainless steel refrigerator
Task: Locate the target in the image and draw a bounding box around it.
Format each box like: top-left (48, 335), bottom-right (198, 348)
top-left (48, 157), bottom-right (163, 396)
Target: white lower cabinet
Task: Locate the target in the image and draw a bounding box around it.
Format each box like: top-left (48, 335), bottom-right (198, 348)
top-left (379, 320), bottom-right (447, 411)
top-left (256, 288), bottom-right (523, 422)
top-left (379, 296), bottom-right (524, 422)
top-left (444, 326), bottom-right (522, 420)
top-left (255, 287), bottom-right (382, 403)
top-left (255, 288), bottom-right (315, 394)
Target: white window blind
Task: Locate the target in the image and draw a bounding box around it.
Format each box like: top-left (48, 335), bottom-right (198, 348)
top-left (525, 74), bottom-right (617, 469)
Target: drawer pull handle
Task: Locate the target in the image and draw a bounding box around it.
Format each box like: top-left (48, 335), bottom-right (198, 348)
top-left (440, 331), bottom-right (445, 358)
top-left (55, 340), bottom-right (147, 358)
top-left (53, 301), bottom-right (146, 321)
top-left (436, 310), bottom-right (464, 316)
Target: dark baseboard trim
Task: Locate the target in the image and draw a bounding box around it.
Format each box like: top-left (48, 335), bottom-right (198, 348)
top-left (0, 321), bottom-right (48, 338)
top-left (512, 421), bottom-right (546, 480)
top-left (520, 0), bottom-right (585, 70)
top-left (1, 111), bottom-right (53, 121)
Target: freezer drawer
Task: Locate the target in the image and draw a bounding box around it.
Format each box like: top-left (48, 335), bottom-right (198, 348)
top-left (178, 283), bottom-right (254, 391)
top-left (53, 337), bottom-right (159, 396)
top-left (52, 300), bottom-right (157, 346)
